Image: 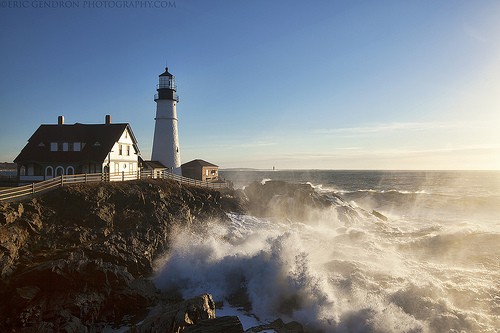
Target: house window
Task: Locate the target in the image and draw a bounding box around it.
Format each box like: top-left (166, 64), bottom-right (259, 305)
top-left (45, 166), bottom-right (53, 178)
top-left (55, 166), bottom-right (64, 176)
top-left (50, 143), bottom-right (57, 151)
top-left (125, 131), bottom-right (128, 139)
top-left (63, 143), bottom-right (68, 151)
top-left (127, 145), bottom-right (130, 156)
top-left (114, 163), bottom-right (119, 174)
top-left (206, 169), bottom-right (209, 176)
top-left (74, 142), bottom-right (81, 151)
top-left (66, 166), bottom-right (74, 175)
top-left (119, 144), bottom-right (123, 155)
top-left (68, 142), bottom-right (74, 151)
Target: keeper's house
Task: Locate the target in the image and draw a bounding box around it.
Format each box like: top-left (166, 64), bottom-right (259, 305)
top-left (14, 115), bottom-right (140, 183)
top-left (181, 159), bottom-right (219, 182)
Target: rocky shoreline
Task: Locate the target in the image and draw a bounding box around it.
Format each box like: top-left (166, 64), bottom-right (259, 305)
top-left (1, 178), bottom-right (373, 332)
top-left (0, 179), bottom-right (310, 332)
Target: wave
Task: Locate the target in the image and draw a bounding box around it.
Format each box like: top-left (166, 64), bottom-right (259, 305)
top-left (153, 214), bottom-right (499, 332)
top-left (339, 189), bottom-right (500, 223)
top-left (153, 180), bottom-right (499, 332)
top-left (154, 218), bottom-right (426, 332)
top-left (397, 227), bottom-right (500, 264)
top-left (339, 189), bottom-right (431, 195)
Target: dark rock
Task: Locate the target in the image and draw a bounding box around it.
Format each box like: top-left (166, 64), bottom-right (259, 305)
top-left (246, 318), bottom-right (304, 333)
top-left (371, 209), bottom-right (388, 221)
top-left (127, 293), bottom-right (216, 333)
top-left (184, 316), bottom-right (244, 333)
top-left (242, 181), bottom-right (327, 220)
top-left (243, 180), bottom-right (359, 223)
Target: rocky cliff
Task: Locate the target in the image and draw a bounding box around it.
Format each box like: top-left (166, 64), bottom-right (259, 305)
top-left (0, 179), bottom-right (243, 331)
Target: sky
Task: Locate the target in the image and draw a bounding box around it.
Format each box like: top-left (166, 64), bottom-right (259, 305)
top-left (1, 0), bottom-right (499, 170)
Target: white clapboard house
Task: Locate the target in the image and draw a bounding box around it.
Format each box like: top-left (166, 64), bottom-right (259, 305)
top-left (14, 115), bottom-right (140, 183)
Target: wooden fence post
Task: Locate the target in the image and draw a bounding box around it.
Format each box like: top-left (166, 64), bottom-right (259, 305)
top-left (31, 183), bottom-right (35, 197)
top-left (85, 173), bottom-right (87, 183)
top-left (60, 175), bottom-right (64, 187)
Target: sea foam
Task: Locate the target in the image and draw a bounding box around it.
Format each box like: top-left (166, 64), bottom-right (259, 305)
top-left (154, 175), bottom-right (500, 332)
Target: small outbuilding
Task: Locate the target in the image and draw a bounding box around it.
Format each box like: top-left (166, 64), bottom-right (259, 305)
top-left (139, 158), bottom-right (167, 178)
top-left (181, 159), bottom-right (219, 181)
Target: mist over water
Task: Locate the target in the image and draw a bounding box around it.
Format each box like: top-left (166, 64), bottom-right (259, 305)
top-left (155, 171), bottom-right (500, 332)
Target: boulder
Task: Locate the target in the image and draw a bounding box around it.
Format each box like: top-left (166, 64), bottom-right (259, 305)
top-left (127, 293), bottom-right (216, 333)
top-left (371, 209), bottom-right (388, 221)
top-left (246, 318), bottom-right (304, 333)
top-left (184, 316), bottom-right (244, 333)
top-left (243, 180), bottom-right (361, 223)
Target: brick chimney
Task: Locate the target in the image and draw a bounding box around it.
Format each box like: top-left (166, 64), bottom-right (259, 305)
top-left (58, 115), bottom-right (64, 125)
top-left (105, 114), bottom-right (112, 125)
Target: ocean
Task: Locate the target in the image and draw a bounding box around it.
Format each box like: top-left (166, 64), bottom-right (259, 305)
top-left (154, 170), bottom-right (500, 333)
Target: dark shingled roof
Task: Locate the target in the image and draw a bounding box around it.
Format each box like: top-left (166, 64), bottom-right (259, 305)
top-left (142, 160), bottom-right (166, 169)
top-left (14, 123), bottom-right (139, 164)
top-left (181, 159), bottom-right (218, 168)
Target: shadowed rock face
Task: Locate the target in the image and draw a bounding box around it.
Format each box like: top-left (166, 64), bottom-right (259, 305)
top-left (241, 180), bottom-right (366, 224)
top-left (241, 181), bottom-right (329, 220)
top-left (0, 179), bottom-right (240, 331)
top-left (127, 293), bottom-right (219, 333)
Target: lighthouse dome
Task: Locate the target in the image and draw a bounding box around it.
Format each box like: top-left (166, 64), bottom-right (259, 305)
top-left (159, 67), bottom-right (173, 77)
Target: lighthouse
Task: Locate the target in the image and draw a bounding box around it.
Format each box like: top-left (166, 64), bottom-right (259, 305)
top-left (151, 67), bottom-right (181, 175)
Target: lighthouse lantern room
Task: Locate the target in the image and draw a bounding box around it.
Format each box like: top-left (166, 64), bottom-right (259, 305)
top-left (151, 67), bottom-right (181, 175)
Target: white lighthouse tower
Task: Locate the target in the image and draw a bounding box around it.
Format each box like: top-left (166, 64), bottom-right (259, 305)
top-left (151, 67), bottom-right (181, 175)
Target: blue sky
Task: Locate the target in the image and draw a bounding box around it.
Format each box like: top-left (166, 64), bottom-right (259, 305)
top-left (1, 0), bottom-right (499, 169)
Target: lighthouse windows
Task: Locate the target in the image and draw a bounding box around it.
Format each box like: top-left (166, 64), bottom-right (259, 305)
top-left (159, 76), bottom-right (173, 89)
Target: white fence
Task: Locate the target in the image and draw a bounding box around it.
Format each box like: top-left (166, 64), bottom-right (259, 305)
top-left (0, 170), bottom-right (228, 203)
